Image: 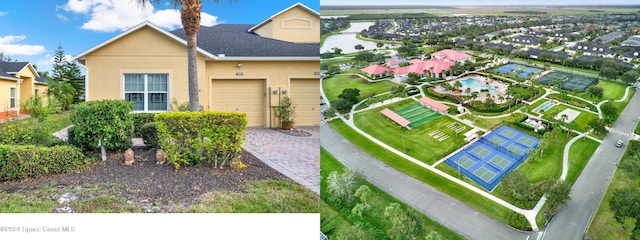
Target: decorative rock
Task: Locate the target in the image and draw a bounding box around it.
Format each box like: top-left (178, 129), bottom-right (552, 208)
top-left (156, 149), bottom-right (166, 165)
top-left (124, 148), bottom-right (135, 165)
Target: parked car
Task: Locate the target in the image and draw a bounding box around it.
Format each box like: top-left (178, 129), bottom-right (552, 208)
top-left (615, 140), bottom-right (623, 148)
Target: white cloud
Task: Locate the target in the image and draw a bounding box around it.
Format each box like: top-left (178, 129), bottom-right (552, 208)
top-left (0, 35), bottom-right (46, 56)
top-left (0, 12), bottom-right (7, 17)
top-left (57, 14), bottom-right (69, 22)
top-left (63, 0), bottom-right (219, 32)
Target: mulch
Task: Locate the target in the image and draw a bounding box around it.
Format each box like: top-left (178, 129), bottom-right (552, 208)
top-left (0, 147), bottom-right (290, 207)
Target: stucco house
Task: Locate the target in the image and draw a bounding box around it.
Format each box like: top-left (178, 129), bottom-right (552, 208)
top-left (0, 62), bottom-right (47, 119)
top-left (73, 3), bottom-right (320, 128)
top-left (361, 49), bottom-right (471, 82)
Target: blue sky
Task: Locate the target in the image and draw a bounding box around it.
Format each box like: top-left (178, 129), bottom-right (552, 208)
top-left (0, 0), bottom-right (319, 73)
top-left (322, 0), bottom-right (638, 5)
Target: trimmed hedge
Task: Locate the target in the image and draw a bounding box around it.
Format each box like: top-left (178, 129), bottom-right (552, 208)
top-left (70, 100), bottom-right (134, 152)
top-left (155, 111), bottom-right (248, 169)
top-left (0, 145), bottom-right (91, 181)
top-left (131, 113), bottom-right (156, 137)
top-left (140, 122), bottom-right (159, 149)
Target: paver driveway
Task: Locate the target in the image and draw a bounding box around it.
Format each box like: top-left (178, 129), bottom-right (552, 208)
top-left (242, 127), bottom-right (320, 194)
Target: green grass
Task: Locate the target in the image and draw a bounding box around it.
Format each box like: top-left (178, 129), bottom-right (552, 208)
top-left (636, 120), bottom-right (640, 135)
top-left (328, 119), bottom-right (514, 225)
top-left (320, 148), bottom-right (462, 240)
top-left (587, 141), bottom-right (639, 240)
top-left (322, 74), bottom-right (399, 102)
top-left (8, 111), bottom-right (72, 132)
top-left (190, 180), bottom-right (318, 213)
top-left (527, 98), bottom-right (548, 113)
top-left (321, 57), bottom-right (353, 67)
top-left (459, 112), bottom-right (524, 130)
top-left (0, 180), bottom-right (317, 213)
top-left (577, 80), bottom-right (628, 102)
top-left (565, 137), bottom-right (599, 184)
top-left (541, 104), bottom-right (599, 132)
top-left (612, 88), bottom-right (636, 121)
top-left (355, 99), bottom-right (468, 165)
top-left (516, 133), bottom-right (569, 183)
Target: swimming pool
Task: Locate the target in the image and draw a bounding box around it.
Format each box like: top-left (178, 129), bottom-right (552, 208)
top-left (458, 77), bottom-right (496, 94)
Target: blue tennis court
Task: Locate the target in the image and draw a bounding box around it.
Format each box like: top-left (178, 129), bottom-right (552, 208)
top-left (490, 64), bottom-right (543, 78)
top-left (445, 126), bottom-right (540, 191)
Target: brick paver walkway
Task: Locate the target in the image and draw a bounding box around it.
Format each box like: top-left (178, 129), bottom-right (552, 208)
top-left (242, 127), bottom-right (320, 194)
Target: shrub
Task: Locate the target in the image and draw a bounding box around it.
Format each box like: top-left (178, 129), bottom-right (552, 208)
top-left (0, 144), bottom-right (91, 181)
top-left (155, 111), bottom-right (247, 169)
top-left (140, 122), bottom-right (159, 149)
top-left (507, 211), bottom-right (530, 230)
top-left (70, 100), bottom-right (134, 153)
top-left (131, 113), bottom-right (156, 137)
top-left (0, 119), bottom-right (58, 146)
top-left (21, 95), bottom-right (49, 121)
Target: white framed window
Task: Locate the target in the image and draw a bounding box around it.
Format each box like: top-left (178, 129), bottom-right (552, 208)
top-left (124, 74), bottom-right (168, 111)
top-left (9, 87), bottom-right (16, 108)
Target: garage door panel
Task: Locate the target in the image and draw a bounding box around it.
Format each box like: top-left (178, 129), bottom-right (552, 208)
top-left (212, 79), bottom-right (265, 127)
top-left (290, 79), bottom-right (319, 126)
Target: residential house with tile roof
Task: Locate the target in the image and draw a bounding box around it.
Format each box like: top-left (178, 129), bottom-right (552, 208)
top-left (361, 49), bottom-right (471, 82)
top-left (0, 62), bottom-right (47, 119)
top-left (73, 3), bottom-right (320, 127)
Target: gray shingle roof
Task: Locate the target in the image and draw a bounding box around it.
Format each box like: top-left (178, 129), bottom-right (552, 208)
top-left (170, 24), bottom-right (319, 57)
top-left (0, 62), bottom-right (29, 80)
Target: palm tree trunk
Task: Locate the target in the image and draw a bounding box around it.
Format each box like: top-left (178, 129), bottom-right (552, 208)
top-left (182, 0), bottom-right (202, 111)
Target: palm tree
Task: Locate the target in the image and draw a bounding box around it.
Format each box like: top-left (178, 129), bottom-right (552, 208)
top-left (137, 0), bottom-right (235, 111)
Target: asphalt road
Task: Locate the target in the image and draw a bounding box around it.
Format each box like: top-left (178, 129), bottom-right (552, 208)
top-left (320, 121), bottom-right (539, 240)
top-left (542, 89), bottom-right (640, 240)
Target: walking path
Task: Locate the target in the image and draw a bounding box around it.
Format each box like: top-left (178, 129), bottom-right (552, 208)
top-left (242, 127), bottom-right (320, 194)
top-left (321, 122), bottom-right (539, 240)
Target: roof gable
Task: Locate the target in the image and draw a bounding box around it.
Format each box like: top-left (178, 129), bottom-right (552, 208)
top-left (248, 2), bottom-right (319, 33)
top-left (0, 62), bottom-right (39, 80)
top-left (73, 21), bottom-right (217, 61)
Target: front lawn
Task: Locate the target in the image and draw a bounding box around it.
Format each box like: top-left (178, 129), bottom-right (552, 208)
top-left (565, 137), bottom-right (599, 184)
top-left (355, 99), bottom-right (469, 165)
top-left (320, 148), bottom-right (462, 240)
top-left (322, 74), bottom-right (399, 102)
top-left (329, 119), bottom-right (514, 226)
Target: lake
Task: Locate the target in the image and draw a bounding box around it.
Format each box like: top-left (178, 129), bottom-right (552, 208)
top-left (321, 22), bottom-right (399, 54)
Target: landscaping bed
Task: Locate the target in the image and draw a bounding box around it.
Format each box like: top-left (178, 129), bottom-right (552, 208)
top-left (0, 147), bottom-right (317, 213)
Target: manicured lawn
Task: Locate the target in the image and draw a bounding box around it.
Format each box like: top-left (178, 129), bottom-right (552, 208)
top-left (322, 74), bottom-right (399, 102)
top-left (612, 88), bottom-right (636, 120)
top-left (459, 112), bottom-right (524, 130)
top-left (636, 120), bottom-right (640, 135)
top-left (578, 80), bottom-right (627, 102)
top-left (329, 119), bottom-right (514, 226)
top-left (516, 132), bottom-right (570, 183)
top-left (541, 104), bottom-right (599, 132)
top-left (527, 98), bottom-right (548, 113)
top-left (565, 137), bottom-right (599, 184)
top-left (321, 58), bottom-right (352, 68)
top-left (355, 99), bottom-right (469, 165)
top-left (10, 111), bottom-right (71, 132)
top-left (320, 148), bottom-right (462, 240)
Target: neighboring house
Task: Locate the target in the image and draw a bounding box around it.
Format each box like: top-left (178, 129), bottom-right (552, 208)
top-left (567, 44), bottom-right (616, 58)
top-left (594, 31), bottom-right (624, 44)
top-left (622, 35), bottom-right (640, 46)
top-left (0, 62), bottom-right (47, 118)
top-left (73, 3), bottom-right (320, 127)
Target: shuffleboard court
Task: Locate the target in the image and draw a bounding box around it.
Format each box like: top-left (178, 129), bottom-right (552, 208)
top-left (472, 146), bottom-right (491, 158)
top-left (474, 166), bottom-right (497, 182)
top-left (489, 136), bottom-right (506, 147)
top-left (517, 136), bottom-right (536, 147)
top-left (489, 155), bottom-right (510, 169)
top-left (507, 144), bottom-right (525, 155)
top-left (455, 156), bottom-right (476, 170)
top-left (499, 128), bottom-right (517, 138)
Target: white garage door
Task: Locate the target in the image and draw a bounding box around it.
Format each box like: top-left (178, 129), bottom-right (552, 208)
top-left (290, 78), bottom-right (320, 126)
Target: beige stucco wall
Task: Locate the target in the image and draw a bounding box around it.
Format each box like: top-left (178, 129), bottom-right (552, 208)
top-left (16, 66), bottom-right (36, 105)
top-left (34, 84), bottom-right (48, 98)
top-left (84, 26), bottom-right (208, 110)
top-left (253, 21), bottom-right (273, 39)
top-left (255, 6), bottom-right (319, 43)
top-left (207, 60), bottom-right (319, 127)
top-left (0, 80), bottom-right (18, 111)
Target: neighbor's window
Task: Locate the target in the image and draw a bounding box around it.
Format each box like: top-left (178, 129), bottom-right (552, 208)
top-left (124, 74), bottom-right (168, 111)
top-left (9, 88), bottom-right (16, 108)
top-left (35, 89), bottom-right (39, 96)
